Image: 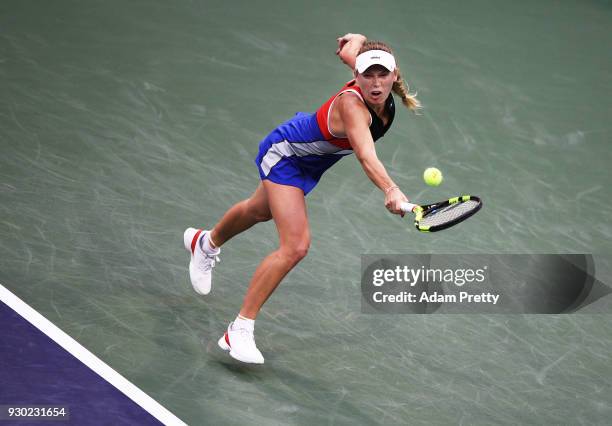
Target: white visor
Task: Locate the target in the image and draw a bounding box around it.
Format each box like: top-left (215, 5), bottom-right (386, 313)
top-left (354, 50), bottom-right (396, 73)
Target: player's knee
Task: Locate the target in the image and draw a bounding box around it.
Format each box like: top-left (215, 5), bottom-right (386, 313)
top-left (253, 210), bottom-right (272, 223)
top-left (245, 199), bottom-right (272, 223)
top-left (293, 244), bottom-right (309, 262)
top-left (281, 241), bottom-right (310, 265)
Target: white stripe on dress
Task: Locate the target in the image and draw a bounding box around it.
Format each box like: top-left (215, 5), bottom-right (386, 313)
top-left (260, 139), bottom-right (353, 176)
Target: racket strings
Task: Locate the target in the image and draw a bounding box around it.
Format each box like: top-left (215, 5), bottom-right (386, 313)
top-left (420, 200), bottom-right (480, 227)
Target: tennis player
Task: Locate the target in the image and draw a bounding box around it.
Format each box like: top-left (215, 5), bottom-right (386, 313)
top-left (184, 33), bottom-right (420, 364)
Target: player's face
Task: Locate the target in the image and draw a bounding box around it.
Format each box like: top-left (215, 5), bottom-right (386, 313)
top-left (355, 65), bottom-right (397, 106)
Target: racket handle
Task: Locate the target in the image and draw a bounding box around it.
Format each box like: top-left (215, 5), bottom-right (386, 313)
top-left (400, 202), bottom-right (418, 213)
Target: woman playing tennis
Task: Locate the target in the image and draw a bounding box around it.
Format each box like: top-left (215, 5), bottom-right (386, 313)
top-left (184, 33), bottom-right (420, 364)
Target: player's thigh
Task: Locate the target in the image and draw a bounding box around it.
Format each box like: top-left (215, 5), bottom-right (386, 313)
top-left (246, 182), bottom-right (272, 222)
top-left (263, 180), bottom-right (310, 248)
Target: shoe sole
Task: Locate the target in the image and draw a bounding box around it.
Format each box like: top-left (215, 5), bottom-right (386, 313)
top-left (218, 334), bottom-right (230, 351)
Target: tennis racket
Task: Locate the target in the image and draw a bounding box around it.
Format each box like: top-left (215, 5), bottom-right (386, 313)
top-left (400, 195), bottom-right (482, 232)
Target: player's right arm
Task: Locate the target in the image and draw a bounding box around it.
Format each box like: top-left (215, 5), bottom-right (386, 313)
top-left (336, 33), bottom-right (367, 70)
top-left (337, 94), bottom-right (408, 215)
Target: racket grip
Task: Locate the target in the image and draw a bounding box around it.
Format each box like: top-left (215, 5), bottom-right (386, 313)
top-left (400, 202), bottom-right (418, 213)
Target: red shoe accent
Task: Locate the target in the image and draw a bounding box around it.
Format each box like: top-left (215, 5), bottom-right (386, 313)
top-left (190, 229), bottom-right (203, 254)
top-left (224, 332), bottom-right (231, 347)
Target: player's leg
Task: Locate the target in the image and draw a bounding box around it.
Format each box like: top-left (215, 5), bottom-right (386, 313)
top-left (219, 180), bottom-right (310, 364)
top-left (240, 180), bottom-right (310, 318)
top-left (184, 182), bottom-right (271, 295)
top-left (209, 182), bottom-right (271, 247)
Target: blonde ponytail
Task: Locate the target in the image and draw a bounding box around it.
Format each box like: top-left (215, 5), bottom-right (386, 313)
top-left (392, 67), bottom-right (421, 113)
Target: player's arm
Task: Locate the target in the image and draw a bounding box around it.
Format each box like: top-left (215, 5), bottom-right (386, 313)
top-left (337, 94), bottom-right (408, 214)
top-left (336, 33), bottom-right (367, 71)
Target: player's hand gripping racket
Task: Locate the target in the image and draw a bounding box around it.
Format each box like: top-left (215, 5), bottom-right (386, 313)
top-left (400, 195), bottom-right (482, 232)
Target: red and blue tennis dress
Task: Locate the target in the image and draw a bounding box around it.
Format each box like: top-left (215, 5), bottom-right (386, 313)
top-left (255, 79), bottom-right (395, 194)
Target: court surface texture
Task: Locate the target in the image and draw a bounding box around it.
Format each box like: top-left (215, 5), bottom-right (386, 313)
top-left (2, 1), bottom-right (612, 424)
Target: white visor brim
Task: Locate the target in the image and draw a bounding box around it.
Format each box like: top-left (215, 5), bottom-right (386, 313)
top-left (355, 50), bottom-right (396, 73)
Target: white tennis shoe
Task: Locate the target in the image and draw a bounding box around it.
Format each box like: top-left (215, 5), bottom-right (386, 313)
top-left (218, 322), bottom-right (265, 364)
top-left (183, 227), bottom-right (220, 295)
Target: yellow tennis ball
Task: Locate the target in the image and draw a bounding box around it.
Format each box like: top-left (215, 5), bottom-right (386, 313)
top-left (423, 167), bottom-right (443, 186)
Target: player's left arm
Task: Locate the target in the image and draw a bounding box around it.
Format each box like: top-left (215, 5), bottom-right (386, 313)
top-left (338, 94), bottom-right (408, 214)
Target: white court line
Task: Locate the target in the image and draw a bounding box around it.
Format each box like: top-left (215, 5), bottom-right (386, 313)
top-left (0, 283), bottom-right (187, 426)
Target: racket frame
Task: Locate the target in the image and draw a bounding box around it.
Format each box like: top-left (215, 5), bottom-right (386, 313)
top-left (402, 195), bottom-right (482, 232)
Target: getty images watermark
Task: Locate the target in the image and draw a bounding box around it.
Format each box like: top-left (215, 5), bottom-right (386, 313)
top-left (371, 264), bottom-right (496, 304)
top-left (361, 254), bottom-right (612, 314)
